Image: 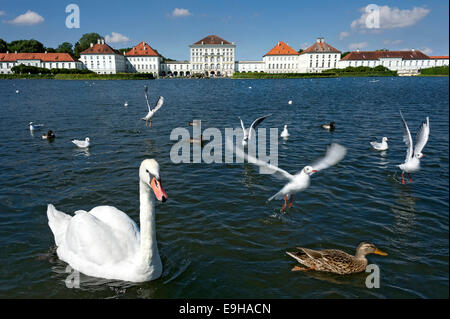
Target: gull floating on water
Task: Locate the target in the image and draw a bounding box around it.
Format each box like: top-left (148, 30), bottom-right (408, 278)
top-left (142, 85), bottom-right (164, 127)
top-left (288, 100), bottom-right (293, 105)
top-left (398, 111), bottom-right (429, 184)
top-left (370, 137), bottom-right (388, 151)
top-left (124, 101), bottom-right (128, 107)
top-left (29, 122), bottom-right (44, 131)
top-left (232, 142), bottom-right (347, 211)
top-left (281, 125), bottom-right (290, 138)
top-left (72, 137), bottom-right (90, 148)
top-left (16, 90), bottom-right (20, 94)
top-left (239, 114), bottom-right (271, 146)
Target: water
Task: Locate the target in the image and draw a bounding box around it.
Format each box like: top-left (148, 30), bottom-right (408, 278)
top-left (0, 77), bottom-right (448, 298)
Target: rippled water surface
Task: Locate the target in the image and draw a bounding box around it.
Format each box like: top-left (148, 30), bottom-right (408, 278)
top-left (0, 77), bottom-right (448, 298)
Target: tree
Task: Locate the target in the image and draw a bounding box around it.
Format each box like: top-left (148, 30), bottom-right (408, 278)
top-left (46, 47), bottom-right (56, 53)
top-left (74, 33), bottom-right (102, 59)
top-left (118, 47), bottom-right (132, 55)
top-left (56, 42), bottom-right (74, 56)
top-left (341, 51), bottom-right (350, 58)
top-left (376, 48), bottom-right (389, 51)
top-left (298, 49), bottom-right (304, 54)
top-left (0, 38), bottom-right (7, 53)
top-left (7, 39), bottom-right (45, 53)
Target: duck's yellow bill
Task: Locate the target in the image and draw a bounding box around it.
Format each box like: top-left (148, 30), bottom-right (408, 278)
top-left (374, 248), bottom-right (388, 256)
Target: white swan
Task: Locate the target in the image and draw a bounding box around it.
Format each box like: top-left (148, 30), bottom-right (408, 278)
top-left (47, 159), bottom-right (168, 282)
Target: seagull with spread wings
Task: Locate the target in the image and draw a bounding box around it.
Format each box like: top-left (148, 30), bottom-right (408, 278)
top-left (231, 142), bottom-right (347, 211)
top-left (239, 114), bottom-right (271, 146)
top-left (398, 111), bottom-right (430, 184)
top-left (142, 85), bottom-right (164, 127)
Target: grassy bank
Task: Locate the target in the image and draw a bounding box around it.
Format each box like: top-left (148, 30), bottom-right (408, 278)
top-left (328, 66), bottom-right (397, 77)
top-left (55, 73), bottom-right (155, 80)
top-left (0, 73), bottom-right (155, 80)
top-left (419, 66), bottom-right (449, 76)
top-left (232, 72), bottom-right (337, 79)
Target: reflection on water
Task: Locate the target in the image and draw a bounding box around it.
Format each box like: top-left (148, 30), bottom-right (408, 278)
top-left (390, 189), bottom-right (417, 235)
top-left (73, 148), bottom-right (91, 157)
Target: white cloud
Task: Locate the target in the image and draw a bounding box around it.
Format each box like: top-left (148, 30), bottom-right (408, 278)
top-left (349, 42), bottom-right (368, 50)
top-left (0, 11), bottom-right (5, 17)
top-left (339, 31), bottom-right (350, 40)
top-left (105, 32), bottom-right (130, 44)
top-left (351, 5), bottom-right (430, 30)
top-left (172, 8), bottom-right (191, 17)
top-left (6, 10), bottom-right (44, 25)
top-left (300, 42), bottom-right (309, 50)
top-left (383, 39), bottom-right (403, 45)
top-left (420, 47), bottom-right (433, 55)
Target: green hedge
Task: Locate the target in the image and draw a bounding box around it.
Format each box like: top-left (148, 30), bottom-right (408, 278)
top-left (420, 66), bottom-right (449, 75)
top-left (328, 65), bottom-right (397, 76)
top-left (11, 64), bottom-right (94, 75)
top-left (233, 72), bottom-right (337, 79)
top-left (54, 73), bottom-right (155, 80)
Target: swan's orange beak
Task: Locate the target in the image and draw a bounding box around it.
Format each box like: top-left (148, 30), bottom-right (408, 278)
top-left (151, 177), bottom-right (168, 202)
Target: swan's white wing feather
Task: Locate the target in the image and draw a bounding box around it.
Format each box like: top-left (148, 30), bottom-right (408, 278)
top-left (400, 111), bottom-right (414, 161)
top-left (414, 117), bottom-right (429, 156)
top-left (227, 138), bottom-right (293, 180)
top-left (248, 114), bottom-right (271, 140)
top-left (310, 143), bottom-right (347, 172)
top-left (152, 96), bottom-right (164, 113)
top-left (61, 208), bottom-right (139, 267)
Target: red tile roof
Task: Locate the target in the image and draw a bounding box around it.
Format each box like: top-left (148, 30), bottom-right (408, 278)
top-left (301, 40), bottom-right (341, 54)
top-left (193, 35), bottom-right (231, 45)
top-left (80, 43), bottom-right (121, 55)
top-left (341, 50), bottom-right (430, 61)
top-left (429, 56), bottom-right (449, 59)
top-left (0, 52), bottom-right (75, 62)
top-left (264, 41), bottom-right (299, 56)
top-left (126, 42), bottom-right (160, 57)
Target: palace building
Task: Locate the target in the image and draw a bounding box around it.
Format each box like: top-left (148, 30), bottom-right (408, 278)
top-left (299, 37), bottom-right (341, 73)
top-left (338, 49), bottom-right (436, 75)
top-left (125, 42), bottom-right (162, 76)
top-left (263, 41), bottom-right (300, 73)
top-left (79, 38), bottom-right (127, 74)
top-left (189, 35), bottom-right (236, 77)
top-left (0, 51), bottom-right (82, 74)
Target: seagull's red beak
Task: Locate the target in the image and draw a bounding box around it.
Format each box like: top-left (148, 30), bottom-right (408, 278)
top-left (151, 177), bottom-right (168, 202)
top-left (312, 170), bottom-right (318, 173)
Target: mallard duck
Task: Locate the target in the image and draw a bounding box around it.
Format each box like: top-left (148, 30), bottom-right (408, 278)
top-left (322, 121), bottom-right (335, 131)
top-left (286, 242), bottom-right (387, 274)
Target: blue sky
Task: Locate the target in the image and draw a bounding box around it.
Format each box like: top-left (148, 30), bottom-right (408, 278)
top-left (0, 0), bottom-right (448, 60)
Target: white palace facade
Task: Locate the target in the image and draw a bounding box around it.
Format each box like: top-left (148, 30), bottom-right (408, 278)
top-left (1, 34), bottom-right (448, 76)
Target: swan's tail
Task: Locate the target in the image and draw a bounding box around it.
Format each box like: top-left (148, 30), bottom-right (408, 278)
top-left (47, 204), bottom-right (71, 246)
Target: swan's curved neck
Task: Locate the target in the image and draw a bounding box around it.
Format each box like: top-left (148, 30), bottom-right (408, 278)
top-left (139, 181), bottom-right (159, 269)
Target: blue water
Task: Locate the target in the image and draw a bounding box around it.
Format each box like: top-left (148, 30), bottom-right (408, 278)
top-left (0, 77), bottom-right (448, 298)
